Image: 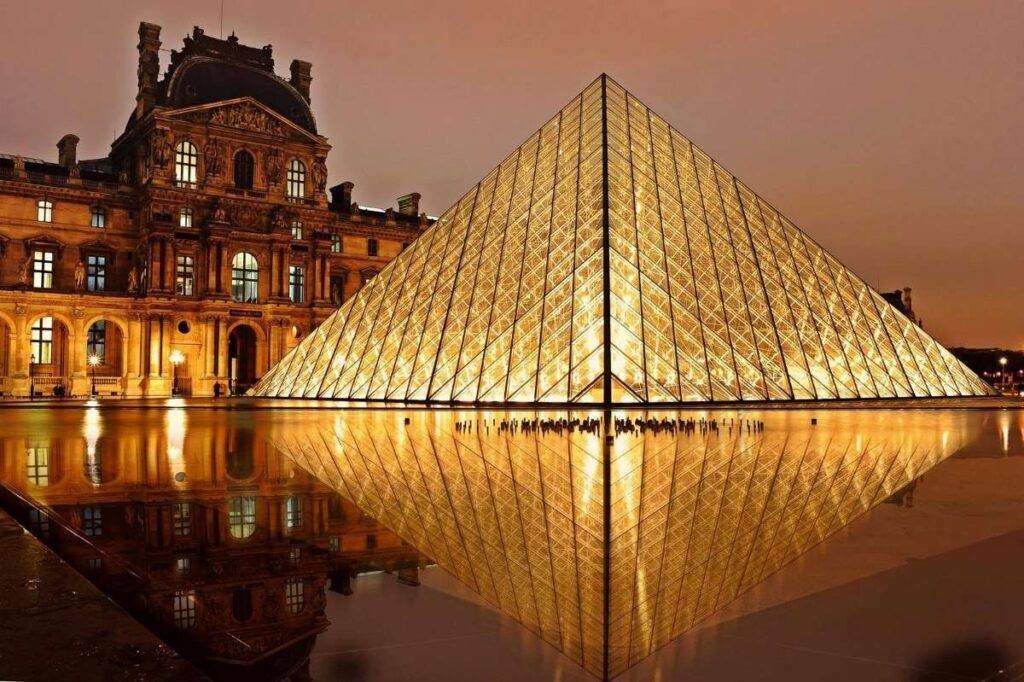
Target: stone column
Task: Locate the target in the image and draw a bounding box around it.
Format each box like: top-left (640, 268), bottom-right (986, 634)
top-left (216, 318), bottom-right (229, 384)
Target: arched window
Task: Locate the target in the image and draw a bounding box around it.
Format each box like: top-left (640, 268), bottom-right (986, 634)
top-left (230, 252), bottom-right (259, 303)
top-left (233, 150), bottom-right (254, 190)
top-left (31, 317), bottom-right (54, 363)
top-left (174, 141), bottom-right (198, 187)
top-left (286, 159), bottom-right (305, 201)
top-left (87, 321), bottom-right (106, 363)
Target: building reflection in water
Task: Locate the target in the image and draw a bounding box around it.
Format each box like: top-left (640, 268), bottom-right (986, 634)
top-left (268, 408), bottom-right (996, 680)
top-left (0, 408), bottom-right (423, 681)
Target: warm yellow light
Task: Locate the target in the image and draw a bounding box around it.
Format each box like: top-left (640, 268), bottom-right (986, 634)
top-left (87, 354), bottom-right (101, 366)
top-left (169, 349), bottom-right (186, 366)
top-left (999, 357), bottom-right (1008, 366)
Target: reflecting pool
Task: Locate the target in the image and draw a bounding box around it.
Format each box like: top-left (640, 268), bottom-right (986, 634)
top-left (1, 404), bottom-right (1022, 681)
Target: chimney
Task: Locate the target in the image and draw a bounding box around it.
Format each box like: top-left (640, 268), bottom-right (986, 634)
top-left (902, 287), bottom-right (914, 317)
top-left (136, 22), bottom-right (162, 119)
top-left (330, 182), bottom-right (354, 213)
top-left (57, 134), bottom-right (79, 169)
top-left (397, 192), bottom-right (421, 216)
top-left (290, 59), bottom-right (313, 103)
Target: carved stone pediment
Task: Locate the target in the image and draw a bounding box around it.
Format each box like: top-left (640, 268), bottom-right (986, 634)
top-left (169, 98), bottom-right (321, 144)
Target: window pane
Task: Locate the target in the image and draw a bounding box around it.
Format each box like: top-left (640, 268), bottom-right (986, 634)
top-left (176, 255), bottom-right (194, 296)
top-left (289, 266), bottom-right (304, 303)
top-left (231, 253), bottom-right (259, 303)
top-left (174, 141), bottom-right (198, 186)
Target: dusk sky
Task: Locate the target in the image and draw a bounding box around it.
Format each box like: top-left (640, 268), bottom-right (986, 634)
top-left (1, 0), bottom-right (1020, 348)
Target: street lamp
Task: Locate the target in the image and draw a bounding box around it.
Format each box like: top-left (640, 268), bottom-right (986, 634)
top-left (88, 354), bottom-right (101, 397)
top-left (29, 353), bottom-right (35, 399)
top-left (999, 356), bottom-right (1008, 389)
top-left (169, 349), bottom-right (185, 396)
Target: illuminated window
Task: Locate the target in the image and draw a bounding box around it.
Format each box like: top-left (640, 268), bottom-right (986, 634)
top-left (30, 317), bottom-right (53, 364)
top-left (172, 589), bottom-right (196, 628)
top-left (175, 256), bottom-right (194, 296)
top-left (233, 150), bottom-right (254, 190)
top-left (330, 234), bottom-right (341, 253)
top-left (286, 159), bottom-right (305, 201)
top-left (90, 206), bottom-right (106, 228)
top-left (87, 321), bottom-right (105, 363)
top-left (179, 207), bottom-right (193, 228)
top-left (285, 578), bottom-right (304, 613)
top-left (36, 199), bottom-right (53, 222)
top-left (329, 536), bottom-right (340, 552)
top-left (285, 495), bottom-right (303, 529)
top-left (367, 238), bottom-right (379, 257)
top-left (289, 266), bottom-right (305, 303)
top-left (86, 254), bottom-right (106, 291)
top-left (174, 141), bottom-right (198, 187)
top-left (176, 557), bottom-right (191, 573)
top-left (32, 251), bottom-right (54, 289)
top-left (82, 506), bottom-right (102, 536)
top-left (26, 447), bottom-right (49, 486)
top-left (228, 496), bottom-right (256, 539)
top-left (173, 502), bottom-right (192, 537)
top-left (290, 220), bottom-right (303, 240)
top-left (231, 252), bottom-right (259, 303)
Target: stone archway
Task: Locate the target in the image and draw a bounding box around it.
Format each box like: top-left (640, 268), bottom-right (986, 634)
top-left (0, 311), bottom-right (13, 395)
top-left (85, 319), bottom-right (126, 395)
top-left (28, 315), bottom-right (71, 397)
top-left (228, 324), bottom-right (258, 395)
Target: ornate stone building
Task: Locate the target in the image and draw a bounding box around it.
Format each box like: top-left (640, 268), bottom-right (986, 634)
top-left (0, 23), bottom-right (430, 397)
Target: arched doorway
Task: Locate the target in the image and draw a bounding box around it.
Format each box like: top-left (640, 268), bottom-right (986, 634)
top-left (29, 316), bottom-right (70, 397)
top-left (0, 315), bottom-right (11, 396)
top-left (86, 320), bottom-right (124, 395)
top-left (228, 325), bottom-right (257, 395)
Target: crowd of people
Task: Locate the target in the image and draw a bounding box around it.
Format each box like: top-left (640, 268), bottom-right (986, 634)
top-left (451, 415), bottom-right (766, 437)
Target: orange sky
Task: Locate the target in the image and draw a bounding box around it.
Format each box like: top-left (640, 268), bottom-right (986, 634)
top-left (1, 0), bottom-right (1020, 348)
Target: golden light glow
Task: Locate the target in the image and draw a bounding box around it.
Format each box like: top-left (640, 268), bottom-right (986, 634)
top-left (252, 76), bottom-right (992, 404)
top-left (268, 409), bottom-right (968, 679)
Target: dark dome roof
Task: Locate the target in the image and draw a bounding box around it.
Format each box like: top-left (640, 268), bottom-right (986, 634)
top-left (164, 57), bottom-right (317, 133)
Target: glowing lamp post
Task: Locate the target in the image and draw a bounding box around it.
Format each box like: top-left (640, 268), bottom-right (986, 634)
top-left (998, 356), bottom-right (1008, 390)
top-left (169, 349), bottom-right (185, 396)
top-left (88, 354), bottom-right (101, 397)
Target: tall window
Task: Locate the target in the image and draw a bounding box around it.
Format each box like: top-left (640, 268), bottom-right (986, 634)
top-left (174, 140), bottom-right (198, 187)
top-left (285, 578), bottom-right (304, 614)
top-left (87, 321), bottom-right (106, 363)
top-left (173, 502), bottom-right (192, 537)
top-left (233, 150), bottom-right (254, 190)
top-left (172, 590), bottom-right (197, 629)
top-left (290, 220), bottom-right (303, 240)
top-left (37, 199), bottom-right (53, 222)
top-left (285, 495), bottom-right (303, 529)
top-left (289, 266), bottom-right (305, 303)
top-left (175, 256), bottom-right (194, 296)
top-left (330, 234), bottom-right (341, 253)
top-left (231, 252), bottom-right (259, 303)
top-left (90, 206), bottom-right (106, 228)
top-left (32, 250), bottom-right (54, 289)
top-left (86, 255), bottom-right (106, 291)
top-left (367, 238), bottom-right (379, 257)
top-left (31, 317), bottom-right (53, 364)
top-left (286, 159), bottom-right (305, 201)
top-left (228, 496), bottom-right (256, 539)
top-left (26, 447), bottom-right (50, 486)
top-left (179, 207), bottom-right (193, 228)
top-left (83, 506), bottom-right (102, 536)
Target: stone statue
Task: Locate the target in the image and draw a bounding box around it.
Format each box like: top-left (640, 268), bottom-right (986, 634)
top-left (271, 208), bottom-right (288, 232)
top-left (204, 138), bottom-right (225, 177)
top-left (151, 129), bottom-right (172, 169)
top-left (74, 261), bottom-right (85, 290)
top-left (311, 157), bottom-right (328, 192)
top-left (17, 258), bottom-right (28, 286)
top-left (264, 149), bottom-right (283, 185)
top-left (212, 201), bottom-right (227, 223)
top-left (127, 266), bottom-right (139, 293)
top-left (330, 279), bottom-right (343, 305)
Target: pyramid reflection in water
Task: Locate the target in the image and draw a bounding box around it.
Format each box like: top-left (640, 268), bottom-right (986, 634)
top-left (253, 75), bottom-right (989, 403)
top-left (269, 410), bottom-right (966, 679)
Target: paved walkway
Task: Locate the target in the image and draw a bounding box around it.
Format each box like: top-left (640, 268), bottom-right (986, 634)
top-left (0, 508), bottom-right (202, 681)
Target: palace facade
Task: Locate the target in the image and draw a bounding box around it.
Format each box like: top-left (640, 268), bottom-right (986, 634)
top-left (0, 23), bottom-right (430, 397)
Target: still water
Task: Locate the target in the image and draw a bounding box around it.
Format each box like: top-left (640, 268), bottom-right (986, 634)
top-left (1, 403), bottom-right (1022, 681)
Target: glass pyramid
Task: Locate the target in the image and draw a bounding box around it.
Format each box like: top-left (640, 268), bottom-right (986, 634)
top-left (252, 75), bottom-right (991, 403)
top-left (268, 409), bottom-right (973, 678)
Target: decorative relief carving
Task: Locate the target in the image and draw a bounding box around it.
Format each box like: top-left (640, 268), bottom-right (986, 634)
top-left (151, 128), bottom-right (172, 169)
top-left (311, 157), bottom-right (327, 192)
top-left (264, 149), bottom-right (283, 185)
top-left (204, 138), bottom-right (225, 177)
top-left (190, 103), bottom-right (286, 137)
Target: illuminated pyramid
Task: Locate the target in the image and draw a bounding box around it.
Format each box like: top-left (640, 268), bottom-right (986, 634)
top-left (253, 75), bottom-right (990, 403)
top-left (268, 409), bottom-right (972, 678)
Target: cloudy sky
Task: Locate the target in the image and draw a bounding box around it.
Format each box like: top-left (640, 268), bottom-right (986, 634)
top-left (1, 0), bottom-right (1020, 347)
